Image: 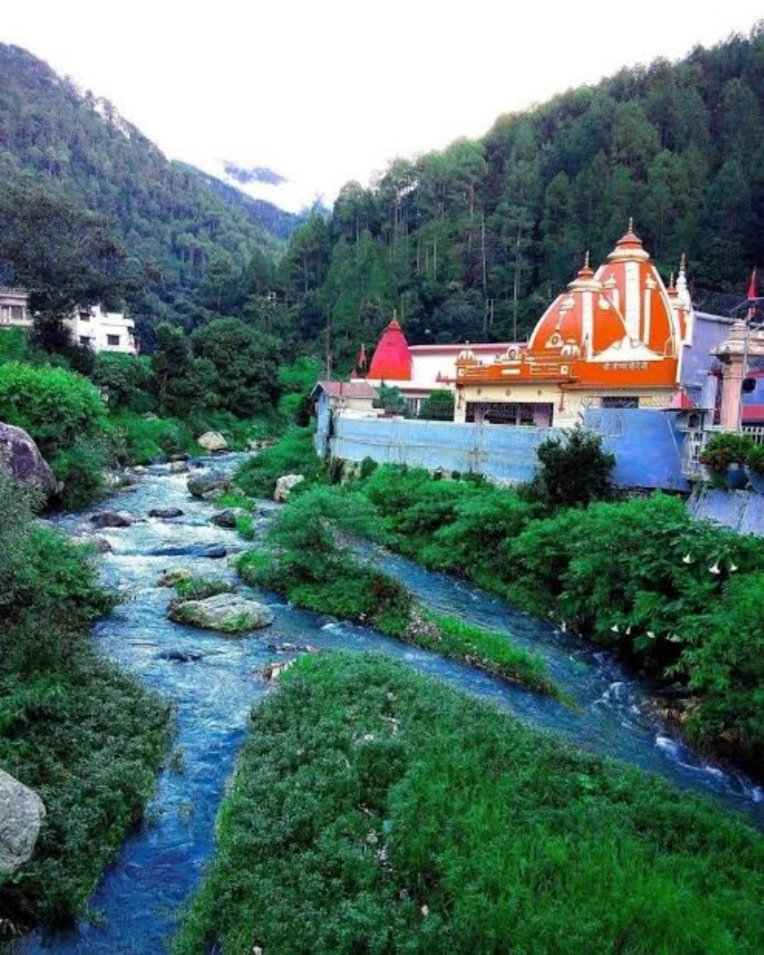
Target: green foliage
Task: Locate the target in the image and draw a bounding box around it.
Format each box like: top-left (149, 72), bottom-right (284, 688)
top-left (235, 426), bottom-right (322, 497)
top-left (173, 576), bottom-right (233, 601)
top-left (746, 442), bottom-right (764, 476)
top-left (373, 382), bottom-right (408, 416)
top-left (0, 361), bottom-right (106, 458)
top-left (91, 353), bottom-right (155, 413)
top-left (699, 431), bottom-right (754, 475)
top-left (417, 389), bottom-right (454, 421)
top-left (50, 440), bottom-right (108, 510)
top-left (0, 477), bottom-right (171, 931)
top-left (526, 426), bottom-right (615, 509)
top-left (174, 653), bottom-right (764, 955)
top-left (107, 412), bottom-right (196, 465)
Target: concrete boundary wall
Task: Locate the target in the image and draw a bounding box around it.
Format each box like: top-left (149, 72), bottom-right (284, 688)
top-left (688, 486), bottom-right (764, 536)
top-left (327, 408), bottom-right (691, 490)
top-left (332, 417), bottom-right (553, 484)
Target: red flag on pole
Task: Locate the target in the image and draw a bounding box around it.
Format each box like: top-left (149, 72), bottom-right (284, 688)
top-left (747, 268), bottom-right (757, 301)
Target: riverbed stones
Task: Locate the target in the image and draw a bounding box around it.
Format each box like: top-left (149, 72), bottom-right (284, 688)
top-left (0, 421), bottom-right (56, 499)
top-left (89, 510), bottom-right (136, 529)
top-left (209, 507), bottom-right (248, 528)
top-left (274, 473), bottom-right (304, 502)
top-left (0, 769), bottom-right (46, 874)
top-left (149, 507), bottom-right (185, 519)
top-left (187, 471), bottom-right (231, 499)
top-left (169, 460), bottom-right (189, 473)
top-left (197, 431), bottom-right (228, 453)
top-left (169, 592), bottom-right (275, 634)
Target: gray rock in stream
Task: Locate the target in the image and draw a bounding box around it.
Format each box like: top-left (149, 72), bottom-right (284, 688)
top-left (0, 421), bottom-right (56, 499)
top-left (169, 592), bottom-right (275, 634)
top-left (209, 507), bottom-right (248, 528)
top-left (89, 510), bottom-right (136, 529)
top-left (187, 471), bottom-right (231, 498)
top-left (0, 769), bottom-right (46, 874)
top-left (149, 507), bottom-right (185, 519)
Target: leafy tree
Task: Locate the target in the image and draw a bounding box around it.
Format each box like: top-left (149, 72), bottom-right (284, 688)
top-left (191, 318), bottom-right (282, 417)
top-left (418, 389), bottom-right (455, 421)
top-left (527, 426), bottom-right (615, 509)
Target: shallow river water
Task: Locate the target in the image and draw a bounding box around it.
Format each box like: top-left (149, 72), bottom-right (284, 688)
top-left (16, 454), bottom-right (764, 953)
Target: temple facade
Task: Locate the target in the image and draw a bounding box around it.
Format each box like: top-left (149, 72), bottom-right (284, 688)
top-left (452, 225), bottom-right (693, 427)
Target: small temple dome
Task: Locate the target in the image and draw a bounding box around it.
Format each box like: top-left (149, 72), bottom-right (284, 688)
top-left (367, 315), bottom-right (412, 381)
top-left (457, 347), bottom-right (477, 363)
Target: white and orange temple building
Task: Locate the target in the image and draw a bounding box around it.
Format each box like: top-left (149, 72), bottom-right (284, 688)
top-left (351, 223), bottom-right (758, 431)
top-left (451, 223), bottom-right (695, 427)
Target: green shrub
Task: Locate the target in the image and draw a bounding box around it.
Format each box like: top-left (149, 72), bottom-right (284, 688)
top-left (525, 425), bottom-right (615, 509)
top-left (699, 431), bottom-right (754, 476)
top-left (107, 412), bottom-right (197, 465)
top-left (173, 576), bottom-right (233, 601)
top-left (235, 426), bottom-right (322, 497)
top-left (91, 353), bottom-right (155, 413)
top-left (745, 442), bottom-right (764, 476)
top-left (0, 361), bottom-right (106, 458)
top-left (51, 440), bottom-right (108, 510)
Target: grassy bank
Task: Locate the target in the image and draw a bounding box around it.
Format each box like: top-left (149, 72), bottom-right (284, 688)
top-left (0, 478), bottom-right (172, 936)
top-left (174, 652), bottom-right (764, 955)
top-left (236, 487), bottom-right (560, 699)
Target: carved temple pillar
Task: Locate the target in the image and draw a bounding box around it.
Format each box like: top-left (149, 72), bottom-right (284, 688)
top-left (712, 320), bottom-right (764, 431)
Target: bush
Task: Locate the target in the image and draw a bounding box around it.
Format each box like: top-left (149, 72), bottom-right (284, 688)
top-left (235, 426), bottom-right (322, 497)
top-left (91, 353), bottom-right (155, 413)
top-left (699, 431), bottom-right (753, 476)
top-left (745, 442), bottom-right (764, 476)
top-left (107, 412), bottom-right (197, 465)
top-left (417, 389), bottom-right (454, 421)
top-left (0, 361), bottom-right (106, 459)
top-left (525, 425), bottom-right (615, 509)
top-left (51, 440), bottom-right (108, 510)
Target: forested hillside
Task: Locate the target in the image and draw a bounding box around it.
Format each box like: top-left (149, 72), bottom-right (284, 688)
top-left (0, 44), bottom-right (298, 333)
top-left (269, 24), bottom-right (764, 365)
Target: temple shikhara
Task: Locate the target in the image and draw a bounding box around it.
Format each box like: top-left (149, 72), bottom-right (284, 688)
top-left (452, 223), bottom-right (694, 426)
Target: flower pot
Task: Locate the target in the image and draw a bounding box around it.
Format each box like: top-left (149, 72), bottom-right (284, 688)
top-left (746, 468), bottom-right (764, 494)
top-left (725, 463), bottom-right (749, 490)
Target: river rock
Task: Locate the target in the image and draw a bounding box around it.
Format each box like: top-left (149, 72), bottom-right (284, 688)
top-left (0, 421), bottom-right (56, 499)
top-left (131, 465), bottom-right (149, 475)
top-left (169, 592), bottom-right (275, 634)
top-left (89, 510), bottom-right (136, 529)
top-left (158, 649), bottom-right (204, 663)
top-left (187, 471), bottom-right (231, 499)
top-left (201, 544), bottom-right (228, 559)
top-left (149, 507), bottom-right (185, 519)
top-left (197, 431), bottom-right (228, 454)
top-left (262, 659), bottom-right (295, 683)
top-left (274, 473), bottom-right (304, 502)
top-left (209, 507), bottom-right (248, 528)
top-left (169, 454), bottom-right (189, 462)
top-left (0, 769), bottom-right (46, 874)
top-left (158, 568), bottom-right (193, 587)
top-left (169, 460), bottom-right (189, 474)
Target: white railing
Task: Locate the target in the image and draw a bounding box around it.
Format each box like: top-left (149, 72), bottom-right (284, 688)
top-left (742, 425), bottom-right (764, 446)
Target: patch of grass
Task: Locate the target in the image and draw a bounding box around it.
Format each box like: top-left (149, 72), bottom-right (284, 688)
top-left (174, 652), bottom-right (764, 955)
top-left (234, 425), bottom-right (322, 498)
top-left (173, 576), bottom-right (234, 601)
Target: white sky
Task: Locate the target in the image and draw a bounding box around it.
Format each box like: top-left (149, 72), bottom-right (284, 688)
top-left (2, 1), bottom-right (762, 211)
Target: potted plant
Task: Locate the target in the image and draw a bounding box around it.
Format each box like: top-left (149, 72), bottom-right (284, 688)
top-left (746, 443), bottom-right (764, 494)
top-left (699, 432), bottom-right (753, 489)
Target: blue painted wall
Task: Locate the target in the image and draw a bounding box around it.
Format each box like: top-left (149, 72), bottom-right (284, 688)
top-left (325, 409), bottom-right (691, 490)
top-left (688, 486), bottom-right (764, 537)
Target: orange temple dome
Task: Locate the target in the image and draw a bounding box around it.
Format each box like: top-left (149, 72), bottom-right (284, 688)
top-left (367, 315), bottom-right (412, 381)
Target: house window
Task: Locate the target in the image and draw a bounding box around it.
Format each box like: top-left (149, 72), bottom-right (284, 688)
top-left (79, 336), bottom-right (91, 346)
top-left (107, 334), bottom-right (120, 346)
top-left (601, 396), bottom-right (639, 409)
top-left (10, 306), bottom-right (24, 322)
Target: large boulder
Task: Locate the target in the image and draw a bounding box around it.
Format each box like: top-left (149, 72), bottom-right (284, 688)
top-left (197, 431), bottom-right (228, 454)
top-left (169, 592), bottom-right (275, 634)
top-left (89, 510), bottom-right (136, 529)
top-left (209, 507), bottom-right (248, 528)
top-left (274, 474), bottom-right (304, 502)
top-left (187, 470), bottom-right (231, 499)
top-left (0, 422), bottom-right (56, 498)
top-left (0, 769), bottom-right (46, 874)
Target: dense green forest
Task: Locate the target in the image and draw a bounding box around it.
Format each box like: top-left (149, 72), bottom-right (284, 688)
top-left (262, 23), bottom-right (764, 368)
top-left (0, 44), bottom-right (299, 336)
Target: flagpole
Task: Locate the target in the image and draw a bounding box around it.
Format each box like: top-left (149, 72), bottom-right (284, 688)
top-left (738, 267), bottom-right (757, 432)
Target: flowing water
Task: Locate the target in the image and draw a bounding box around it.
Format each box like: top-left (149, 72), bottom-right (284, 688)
top-left (16, 454), bottom-right (764, 953)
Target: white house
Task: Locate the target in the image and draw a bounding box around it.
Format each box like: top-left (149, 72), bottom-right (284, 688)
top-left (0, 287), bottom-right (33, 328)
top-left (67, 304), bottom-right (137, 355)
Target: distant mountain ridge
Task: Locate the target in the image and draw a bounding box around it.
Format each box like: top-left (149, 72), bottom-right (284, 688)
top-left (0, 43), bottom-right (297, 326)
